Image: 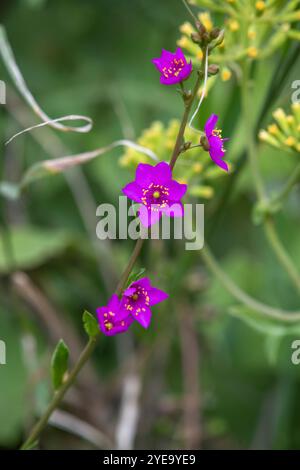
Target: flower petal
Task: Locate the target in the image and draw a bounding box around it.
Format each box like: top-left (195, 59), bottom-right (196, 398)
top-left (167, 180), bottom-right (187, 200)
top-left (134, 306), bottom-right (152, 329)
top-left (152, 161), bottom-right (172, 183)
top-left (131, 277), bottom-right (152, 290)
top-left (175, 47), bottom-right (186, 61)
top-left (152, 58), bottom-right (163, 72)
top-left (163, 201), bottom-right (184, 218)
top-left (209, 152), bottom-right (229, 172)
top-left (204, 114), bottom-right (218, 137)
top-left (123, 287), bottom-right (136, 297)
top-left (107, 294), bottom-right (120, 311)
top-left (148, 287), bottom-right (169, 306)
top-left (135, 163), bottom-right (156, 187)
top-left (161, 49), bottom-right (175, 61)
top-left (122, 181), bottom-right (142, 202)
top-left (139, 205), bottom-right (162, 227)
top-left (208, 135), bottom-right (225, 158)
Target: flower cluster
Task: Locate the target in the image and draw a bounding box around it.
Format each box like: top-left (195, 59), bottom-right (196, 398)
top-left (259, 104), bottom-right (300, 154)
top-left (97, 278), bottom-right (168, 336)
top-left (96, 30), bottom-right (230, 336)
top-left (177, 3), bottom-right (300, 85)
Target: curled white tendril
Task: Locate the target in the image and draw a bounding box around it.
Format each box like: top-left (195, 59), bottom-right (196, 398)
top-left (188, 45), bottom-right (209, 134)
top-left (0, 25), bottom-right (93, 145)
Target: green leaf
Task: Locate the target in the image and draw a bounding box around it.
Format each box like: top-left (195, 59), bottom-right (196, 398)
top-left (51, 339), bottom-right (69, 390)
top-left (0, 226), bottom-right (72, 273)
top-left (126, 267), bottom-right (146, 287)
top-left (82, 310), bottom-right (99, 338)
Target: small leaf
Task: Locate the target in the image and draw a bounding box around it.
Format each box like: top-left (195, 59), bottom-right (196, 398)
top-left (83, 310), bottom-right (99, 338)
top-left (51, 340), bottom-right (69, 390)
top-left (126, 267), bottom-right (146, 287)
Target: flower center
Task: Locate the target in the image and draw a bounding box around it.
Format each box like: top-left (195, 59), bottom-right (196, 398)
top-left (132, 294), bottom-right (139, 301)
top-left (105, 322), bottom-right (113, 331)
top-left (212, 128), bottom-right (222, 137)
top-left (141, 183), bottom-right (170, 211)
top-left (162, 58), bottom-right (185, 78)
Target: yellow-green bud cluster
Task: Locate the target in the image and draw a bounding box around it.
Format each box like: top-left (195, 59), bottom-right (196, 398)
top-left (259, 104), bottom-right (300, 154)
top-left (177, 1), bottom-right (300, 85)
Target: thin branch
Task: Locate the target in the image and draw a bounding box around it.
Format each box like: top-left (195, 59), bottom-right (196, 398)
top-left (181, 0), bottom-right (198, 22)
top-left (201, 246), bottom-right (300, 322)
top-left (20, 336), bottom-right (98, 450)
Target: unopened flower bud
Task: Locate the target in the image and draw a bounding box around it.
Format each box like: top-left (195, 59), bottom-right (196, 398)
top-left (202, 32), bottom-right (210, 43)
top-left (208, 64), bottom-right (219, 76)
top-left (200, 135), bottom-right (210, 151)
top-left (191, 32), bottom-right (201, 44)
top-left (195, 21), bottom-right (207, 37)
top-left (210, 27), bottom-right (221, 40)
top-left (209, 29), bottom-right (225, 51)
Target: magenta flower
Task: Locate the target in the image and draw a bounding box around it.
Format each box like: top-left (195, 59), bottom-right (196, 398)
top-left (97, 294), bottom-right (133, 337)
top-left (152, 48), bottom-right (192, 85)
top-left (121, 277), bottom-right (169, 328)
top-left (122, 161), bottom-right (187, 227)
top-left (204, 114), bottom-right (229, 172)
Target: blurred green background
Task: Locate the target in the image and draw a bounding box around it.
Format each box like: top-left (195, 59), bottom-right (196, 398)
top-left (0, 0), bottom-right (300, 450)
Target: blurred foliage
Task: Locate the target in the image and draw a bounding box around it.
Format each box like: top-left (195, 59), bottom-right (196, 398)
top-left (0, 0), bottom-right (300, 451)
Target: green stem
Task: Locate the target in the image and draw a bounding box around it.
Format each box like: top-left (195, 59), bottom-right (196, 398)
top-left (241, 60), bottom-right (300, 294)
top-left (21, 336), bottom-right (97, 450)
top-left (117, 61), bottom-right (206, 293)
top-left (201, 246), bottom-right (300, 322)
top-left (115, 237), bottom-right (145, 295)
top-left (263, 216), bottom-right (300, 293)
top-left (273, 161), bottom-right (300, 205)
top-left (170, 64), bottom-right (204, 169)
top-left (241, 61), bottom-right (266, 200)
